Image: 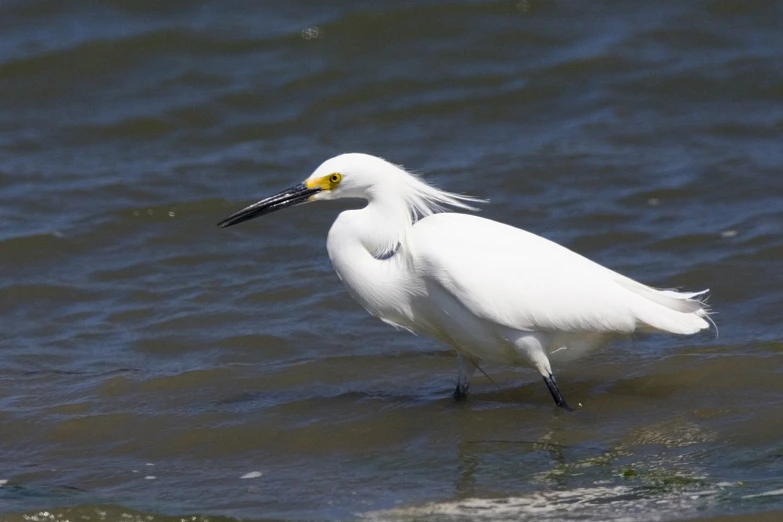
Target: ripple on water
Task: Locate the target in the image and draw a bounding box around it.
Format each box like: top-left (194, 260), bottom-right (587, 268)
top-left (2, 0), bottom-right (783, 520)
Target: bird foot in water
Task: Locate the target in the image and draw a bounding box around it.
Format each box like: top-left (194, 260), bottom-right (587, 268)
top-left (453, 382), bottom-right (470, 401)
top-left (543, 373), bottom-right (573, 410)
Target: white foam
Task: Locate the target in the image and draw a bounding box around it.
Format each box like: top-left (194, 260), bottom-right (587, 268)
top-left (742, 488), bottom-right (783, 499)
top-left (364, 484), bottom-right (726, 522)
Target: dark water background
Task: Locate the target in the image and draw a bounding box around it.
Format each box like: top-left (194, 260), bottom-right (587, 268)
top-left (1, 1), bottom-right (782, 520)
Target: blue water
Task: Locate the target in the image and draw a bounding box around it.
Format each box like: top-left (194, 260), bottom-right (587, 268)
top-left (1, 1), bottom-right (782, 520)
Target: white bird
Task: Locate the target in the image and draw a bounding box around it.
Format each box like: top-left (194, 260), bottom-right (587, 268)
top-left (218, 153), bottom-right (712, 409)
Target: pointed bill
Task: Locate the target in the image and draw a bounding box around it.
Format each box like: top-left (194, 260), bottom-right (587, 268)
top-left (217, 182), bottom-right (321, 228)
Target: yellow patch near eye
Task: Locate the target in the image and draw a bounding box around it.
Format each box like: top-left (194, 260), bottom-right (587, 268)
top-left (306, 173), bottom-right (342, 191)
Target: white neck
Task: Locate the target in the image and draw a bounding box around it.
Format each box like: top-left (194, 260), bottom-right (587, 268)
top-left (325, 199), bottom-right (414, 328)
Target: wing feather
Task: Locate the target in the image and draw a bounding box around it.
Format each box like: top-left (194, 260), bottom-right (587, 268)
top-left (411, 213), bottom-right (708, 335)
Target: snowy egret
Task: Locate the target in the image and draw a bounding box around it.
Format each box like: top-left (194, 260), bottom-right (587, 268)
top-left (218, 153), bottom-right (711, 409)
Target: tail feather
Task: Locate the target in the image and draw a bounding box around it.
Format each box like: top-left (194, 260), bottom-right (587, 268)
top-left (614, 275), bottom-right (712, 335)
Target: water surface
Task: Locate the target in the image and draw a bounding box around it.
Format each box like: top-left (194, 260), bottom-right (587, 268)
top-left (1, 1), bottom-right (782, 520)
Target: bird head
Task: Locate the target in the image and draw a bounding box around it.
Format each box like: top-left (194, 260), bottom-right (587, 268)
top-left (304, 153), bottom-right (395, 201)
top-left (217, 154), bottom-right (393, 228)
top-left (217, 153), bottom-right (482, 228)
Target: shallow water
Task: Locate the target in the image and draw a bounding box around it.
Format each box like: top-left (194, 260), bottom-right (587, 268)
top-left (2, 1), bottom-right (782, 521)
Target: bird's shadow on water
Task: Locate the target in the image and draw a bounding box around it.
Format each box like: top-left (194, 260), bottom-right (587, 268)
top-left (453, 438), bottom-right (578, 498)
top-left (446, 401), bottom-right (628, 502)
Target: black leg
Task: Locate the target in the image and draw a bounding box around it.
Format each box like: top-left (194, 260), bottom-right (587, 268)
top-left (453, 382), bottom-right (469, 401)
top-left (454, 352), bottom-right (476, 401)
top-left (543, 373), bottom-right (572, 410)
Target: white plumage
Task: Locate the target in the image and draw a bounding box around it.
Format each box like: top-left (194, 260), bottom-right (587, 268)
top-left (218, 153), bottom-right (712, 409)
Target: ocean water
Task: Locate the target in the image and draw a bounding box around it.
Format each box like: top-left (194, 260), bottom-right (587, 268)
top-left (1, 1), bottom-right (782, 521)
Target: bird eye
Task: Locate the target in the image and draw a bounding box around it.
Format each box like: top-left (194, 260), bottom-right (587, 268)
top-left (329, 173), bottom-right (342, 185)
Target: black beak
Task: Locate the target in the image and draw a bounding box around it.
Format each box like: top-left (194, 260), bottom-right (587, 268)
top-left (217, 182), bottom-right (321, 228)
